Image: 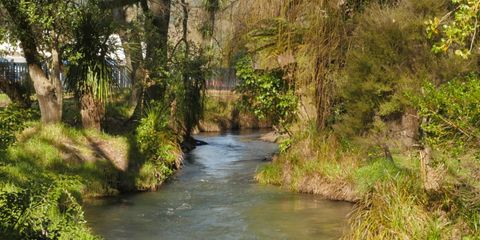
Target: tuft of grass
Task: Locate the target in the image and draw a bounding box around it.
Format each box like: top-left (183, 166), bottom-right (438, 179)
top-left (342, 176), bottom-right (445, 240)
top-left (256, 122), bottom-right (360, 201)
top-left (354, 158), bottom-right (403, 194)
top-left (256, 163), bottom-right (283, 185)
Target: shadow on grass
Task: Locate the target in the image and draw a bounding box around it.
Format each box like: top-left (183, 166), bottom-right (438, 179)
top-left (0, 123), bottom-right (152, 198)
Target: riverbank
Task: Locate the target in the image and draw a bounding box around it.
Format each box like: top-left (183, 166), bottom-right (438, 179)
top-left (0, 102), bottom-right (183, 238)
top-left (255, 123), bottom-right (480, 239)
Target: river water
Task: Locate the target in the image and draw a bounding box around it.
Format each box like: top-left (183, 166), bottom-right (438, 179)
top-left (84, 131), bottom-right (353, 240)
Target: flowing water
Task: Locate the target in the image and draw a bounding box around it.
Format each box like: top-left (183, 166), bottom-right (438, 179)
top-left (84, 131), bottom-right (353, 240)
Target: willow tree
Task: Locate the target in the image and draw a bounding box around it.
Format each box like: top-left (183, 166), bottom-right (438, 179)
top-left (228, 0), bottom-right (348, 130)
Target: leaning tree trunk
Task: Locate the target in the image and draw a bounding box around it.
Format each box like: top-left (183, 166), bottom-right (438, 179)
top-left (112, 5), bottom-right (143, 108)
top-left (130, 0), bottom-right (171, 120)
top-left (80, 92), bottom-right (103, 130)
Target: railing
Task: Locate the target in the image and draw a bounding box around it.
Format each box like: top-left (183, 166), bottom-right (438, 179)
top-left (0, 61), bottom-right (133, 89)
top-left (206, 68), bottom-right (238, 90)
top-left (1, 62), bottom-right (238, 91)
top-left (0, 62), bottom-right (29, 85)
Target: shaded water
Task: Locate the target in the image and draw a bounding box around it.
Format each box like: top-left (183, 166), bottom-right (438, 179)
top-left (84, 131), bottom-right (353, 240)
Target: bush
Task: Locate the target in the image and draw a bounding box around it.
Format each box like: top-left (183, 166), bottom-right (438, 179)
top-left (411, 75), bottom-right (480, 149)
top-left (135, 103), bottom-right (181, 190)
top-left (0, 176), bottom-right (98, 240)
top-left (235, 56), bottom-right (298, 133)
top-left (336, 0), bottom-right (474, 135)
top-left (0, 105), bottom-right (39, 150)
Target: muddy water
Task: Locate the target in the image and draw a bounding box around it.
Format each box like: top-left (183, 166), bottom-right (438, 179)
top-left (84, 131), bottom-right (353, 240)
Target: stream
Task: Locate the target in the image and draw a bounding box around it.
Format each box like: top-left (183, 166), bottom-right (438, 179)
top-left (84, 131), bottom-right (353, 240)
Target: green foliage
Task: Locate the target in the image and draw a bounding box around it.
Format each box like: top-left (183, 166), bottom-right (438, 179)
top-left (135, 103), bottom-right (180, 190)
top-left (168, 43), bottom-right (208, 137)
top-left (411, 75), bottom-right (480, 148)
top-left (0, 105), bottom-right (39, 150)
top-left (427, 0), bottom-right (480, 58)
top-left (278, 138), bottom-right (292, 153)
top-left (235, 56), bottom-right (298, 133)
top-left (0, 177), bottom-right (98, 240)
top-left (1, 0), bottom-right (81, 53)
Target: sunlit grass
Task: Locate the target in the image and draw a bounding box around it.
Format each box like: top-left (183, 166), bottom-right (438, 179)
top-left (0, 93), bottom-right (10, 107)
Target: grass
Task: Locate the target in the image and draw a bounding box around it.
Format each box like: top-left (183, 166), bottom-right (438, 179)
top-left (1, 121), bottom-right (182, 197)
top-left (1, 123), bottom-right (130, 197)
top-left (0, 93), bottom-right (10, 107)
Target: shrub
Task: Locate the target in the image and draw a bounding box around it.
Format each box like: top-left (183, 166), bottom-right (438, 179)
top-left (336, 0), bottom-right (474, 135)
top-left (135, 103), bottom-right (181, 190)
top-left (410, 75), bottom-right (480, 149)
top-left (235, 56), bottom-right (298, 134)
top-left (0, 105), bottom-right (39, 150)
top-left (0, 176), bottom-right (99, 240)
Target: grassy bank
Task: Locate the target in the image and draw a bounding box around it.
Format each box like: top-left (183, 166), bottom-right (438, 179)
top-left (256, 123), bottom-right (480, 239)
top-left (0, 103), bottom-right (182, 239)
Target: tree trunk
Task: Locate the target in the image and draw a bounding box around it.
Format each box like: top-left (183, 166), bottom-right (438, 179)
top-left (51, 45), bottom-right (63, 121)
top-left (141, 0), bottom-right (171, 71)
top-left (29, 64), bottom-right (62, 123)
top-left (314, 58), bottom-right (330, 130)
top-left (112, 5), bottom-right (143, 108)
top-left (80, 92), bottom-right (103, 130)
top-left (401, 107), bottom-right (420, 148)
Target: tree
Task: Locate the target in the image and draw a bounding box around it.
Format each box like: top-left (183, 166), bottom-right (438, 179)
top-left (0, 0), bottom-right (75, 123)
top-left (66, 4), bottom-right (115, 130)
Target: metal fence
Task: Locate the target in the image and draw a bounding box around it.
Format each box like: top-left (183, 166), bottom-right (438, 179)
top-left (0, 62), bottom-right (30, 85)
top-left (1, 62), bottom-right (238, 91)
top-left (206, 68), bottom-right (238, 90)
top-left (0, 61), bottom-right (132, 89)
